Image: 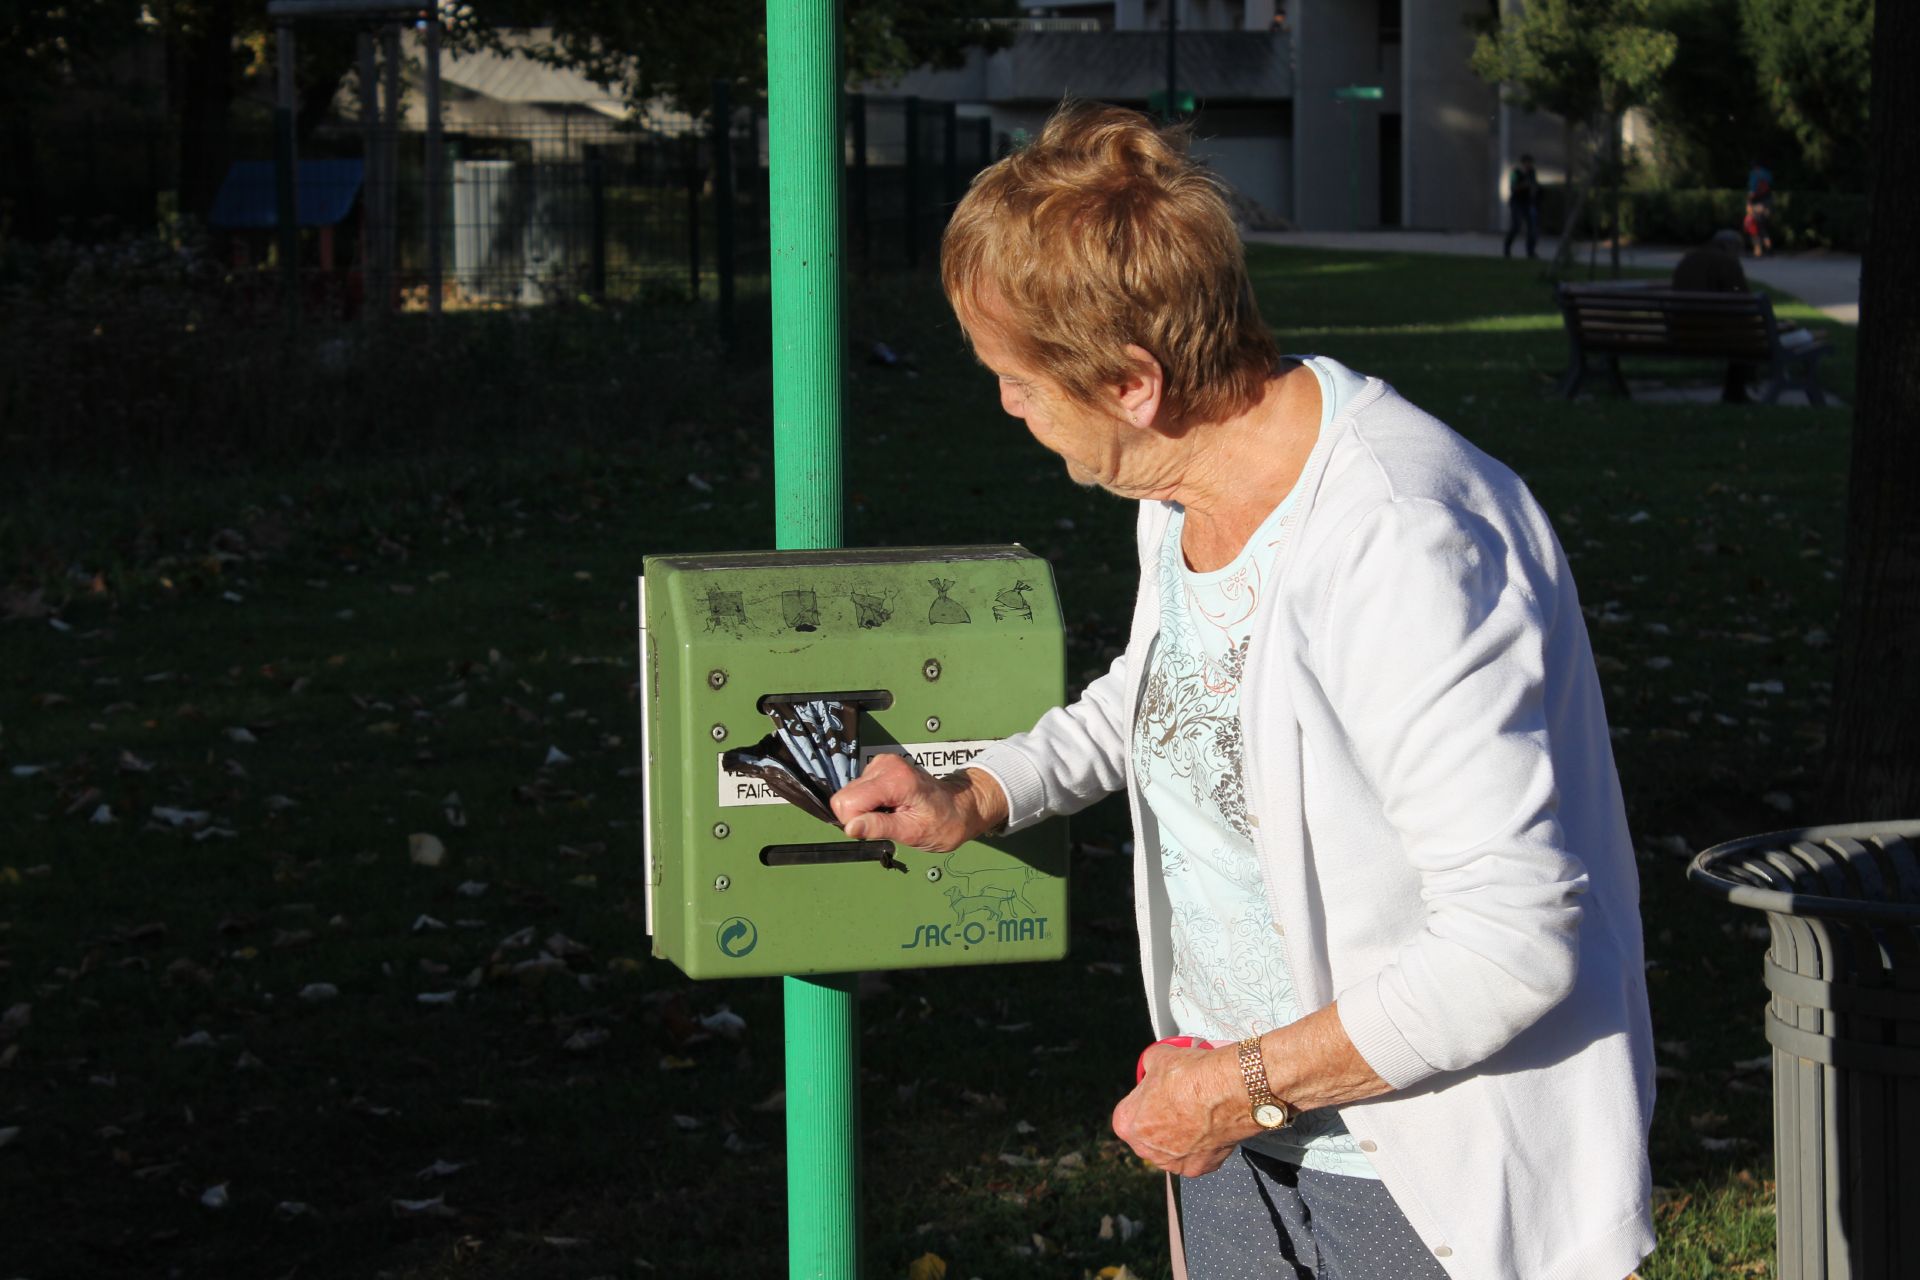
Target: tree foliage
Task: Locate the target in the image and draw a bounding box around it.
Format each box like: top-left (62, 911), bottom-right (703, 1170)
top-left (1470, 0), bottom-right (1678, 133)
top-left (1471, 0), bottom-right (1678, 270)
top-left (1738, 0), bottom-right (1872, 187)
top-left (1641, 0), bottom-right (1778, 187)
top-left (0, 0), bottom-right (146, 109)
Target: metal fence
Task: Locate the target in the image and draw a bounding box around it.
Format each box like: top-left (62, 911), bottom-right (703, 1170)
top-left (3, 94), bottom-right (999, 322)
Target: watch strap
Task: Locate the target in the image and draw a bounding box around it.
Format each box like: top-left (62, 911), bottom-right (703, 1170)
top-left (1237, 1035), bottom-right (1295, 1128)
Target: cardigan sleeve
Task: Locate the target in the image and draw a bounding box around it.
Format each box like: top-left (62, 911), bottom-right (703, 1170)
top-left (1315, 497), bottom-right (1590, 1090)
top-left (966, 499), bottom-right (1167, 834)
top-left (966, 653), bottom-right (1133, 833)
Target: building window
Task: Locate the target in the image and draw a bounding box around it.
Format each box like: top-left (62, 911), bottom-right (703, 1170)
top-left (1378, 0), bottom-right (1402, 44)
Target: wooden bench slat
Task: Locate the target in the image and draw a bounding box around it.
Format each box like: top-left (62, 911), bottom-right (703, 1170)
top-left (1555, 283), bottom-right (1830, 405)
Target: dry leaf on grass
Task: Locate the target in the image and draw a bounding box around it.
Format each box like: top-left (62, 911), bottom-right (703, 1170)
top-left (415, 1158), bottom-right (470, 1180)
top-left (392, 1196), bottom-right (457, 1218)
top-left (408, 833), bottom-right (447, 867)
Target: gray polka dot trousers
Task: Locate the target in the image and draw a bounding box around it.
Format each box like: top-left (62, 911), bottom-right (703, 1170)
top-left (1179, 1147), bottom-right (1453, 1280)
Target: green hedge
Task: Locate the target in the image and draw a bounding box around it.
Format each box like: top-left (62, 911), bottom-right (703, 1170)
top-left (1538, 185), bottom-right (1868, 252)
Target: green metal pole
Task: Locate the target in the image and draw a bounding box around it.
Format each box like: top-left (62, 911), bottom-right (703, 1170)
top-left (766, 4), bottom-right (858, 1279)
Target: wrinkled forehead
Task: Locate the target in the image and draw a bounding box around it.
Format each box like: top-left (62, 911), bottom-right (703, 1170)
top-left (953, 286), bottom-right (1021, 366)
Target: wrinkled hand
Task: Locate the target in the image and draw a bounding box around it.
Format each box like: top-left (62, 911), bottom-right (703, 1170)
top-left (829, 755), bottom-right (1008, 853)
top-left (1112, 1043), bottom-right (1250, 1178)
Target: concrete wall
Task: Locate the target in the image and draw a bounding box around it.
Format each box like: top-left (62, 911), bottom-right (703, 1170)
top-left (1402, 0), bottom-right (1499, 231)
top-left (1191, 106), bottom-right (1293, 224)
top-left (881, 50), bottom-right (990, 103)
top-left (1291, 0), bottom-right (1388, 230)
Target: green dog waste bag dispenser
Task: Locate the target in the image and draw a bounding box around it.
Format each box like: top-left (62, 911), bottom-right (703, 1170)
top-left (640, 546), bottom-right (1069, 979)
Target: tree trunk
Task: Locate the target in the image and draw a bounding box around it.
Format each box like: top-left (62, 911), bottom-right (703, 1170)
top-left (1822, 0), bottom-right (1920, 819)
top-left (1609, 113), bottom-right (1622, 279)
top-left (176, 0), bottom-right (237, 222)
top-left (1549, 119), bottom-right (1589, 274)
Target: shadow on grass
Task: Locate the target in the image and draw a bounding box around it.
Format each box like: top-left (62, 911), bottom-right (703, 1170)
top-left (2, 245), bottom-right (1853, 1277)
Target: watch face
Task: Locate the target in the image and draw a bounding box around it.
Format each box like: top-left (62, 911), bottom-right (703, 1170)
top-left (1253, 1102), bottom-right (1289, 1130)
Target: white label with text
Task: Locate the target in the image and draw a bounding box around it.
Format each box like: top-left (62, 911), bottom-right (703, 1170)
top-left (715, 739), bottom-right (1001, 808)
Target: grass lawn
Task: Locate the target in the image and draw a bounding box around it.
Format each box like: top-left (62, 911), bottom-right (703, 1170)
top-left (0, 245), bottom-right (1853, 1278)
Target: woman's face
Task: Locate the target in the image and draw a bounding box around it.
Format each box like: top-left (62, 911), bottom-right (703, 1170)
top-left (965, 320), bottom-right (1127, 492)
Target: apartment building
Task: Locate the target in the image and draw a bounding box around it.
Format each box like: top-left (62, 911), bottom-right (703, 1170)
top-left (883, 0), bottom-right (1566, 233)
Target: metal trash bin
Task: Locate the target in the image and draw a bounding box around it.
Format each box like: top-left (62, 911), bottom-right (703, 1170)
top-left (1687, 821), bottom-right (1920, 1280)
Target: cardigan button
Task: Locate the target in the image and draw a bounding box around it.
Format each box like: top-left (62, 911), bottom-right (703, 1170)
top-left (1434, 1246), bottom-right (1453, 1258)
top-left (1358, 1139), bottom-right (1378, 1153)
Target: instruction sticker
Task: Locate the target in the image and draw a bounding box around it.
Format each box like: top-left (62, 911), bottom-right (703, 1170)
top-left (716, 739), bottom-right (1001, 808)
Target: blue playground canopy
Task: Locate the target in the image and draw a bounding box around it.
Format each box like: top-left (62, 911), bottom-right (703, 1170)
top-left (209, 159), bottom-right (364, 230)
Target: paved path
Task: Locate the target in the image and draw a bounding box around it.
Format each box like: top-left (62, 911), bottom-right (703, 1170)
top-left (1244, 229), bottom-right (1861, 325)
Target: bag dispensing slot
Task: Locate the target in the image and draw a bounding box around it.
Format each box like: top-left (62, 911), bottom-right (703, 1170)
top-left (761, 841), bottom-right (908, 873)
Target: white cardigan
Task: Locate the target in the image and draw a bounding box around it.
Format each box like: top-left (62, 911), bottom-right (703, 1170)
top-left (973, 375), bottom-right (1656, 1280)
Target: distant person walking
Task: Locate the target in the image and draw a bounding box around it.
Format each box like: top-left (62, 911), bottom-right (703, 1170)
top-left (1743, 159), bottom-right (1775, 258)
top-left (1672, 229), bottom-right (1754, 403)
top-left (1504, 154), bottom-right (1541, 259)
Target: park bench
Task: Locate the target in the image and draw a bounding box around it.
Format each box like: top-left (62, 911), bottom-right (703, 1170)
top-left (1555, 283), bottom-right (1831, 405)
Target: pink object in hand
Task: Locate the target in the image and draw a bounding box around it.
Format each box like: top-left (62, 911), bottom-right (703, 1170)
top-left (1136, 1035), bottom-right (1216, 1083)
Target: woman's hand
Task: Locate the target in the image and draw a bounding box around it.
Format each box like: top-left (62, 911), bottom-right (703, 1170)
top-left (1112, 1043), bottom-right (1252, 1178)
top-left (829, 756), bottom-right (1008, 853)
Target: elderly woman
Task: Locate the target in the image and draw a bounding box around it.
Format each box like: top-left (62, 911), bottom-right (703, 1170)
top-left (833, 103), bottom-right (1655, 1280)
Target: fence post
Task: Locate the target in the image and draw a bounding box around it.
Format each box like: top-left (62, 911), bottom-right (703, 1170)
top-left (358, 32), bottom-right (382, 323)
top-left (147, 125), bottom-right (160, 233)
top-left (904, 96), bottom-right (920, 268)
top-left (848, 92), bottom-right (869, 274)
top-left (425, 14), bottom-right (444, 316)
top-left (686, 140), bottom-right (702, 302)
top-left (85, 113), bottom-right (99, 222)
top-left (381, 24), bottom-right (400, 312)
top-left (588, 151), bottom-right (607, 303)
top-left (712, 80), bottom-right (737, 351)
top-left (942, 101), bottom-right (959, 211)
top-left (275, 22), bottom-right (300, 324)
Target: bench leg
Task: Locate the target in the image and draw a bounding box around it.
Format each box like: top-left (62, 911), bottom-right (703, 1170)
top-left (1802, 352), bottom-right (1828, 407)
top-left (1607, 355), bottom-right (1630, 398)
top-left (1763, 357), bottom-right (1786, 405)
top-left (1559, 333), bottom-right (1587, 399)
top-left (1558, 365), bottom-right (1584, 399)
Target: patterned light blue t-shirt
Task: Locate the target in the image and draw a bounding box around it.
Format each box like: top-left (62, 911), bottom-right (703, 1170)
top-left (1133, 356), bottom-right (1377, 1177)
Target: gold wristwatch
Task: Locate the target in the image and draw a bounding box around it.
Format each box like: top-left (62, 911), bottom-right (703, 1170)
top-left (1237, 1035), bottom-right (1297, 1130)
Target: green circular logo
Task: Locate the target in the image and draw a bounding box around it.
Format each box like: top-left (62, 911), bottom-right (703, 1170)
top-left (716, 916), bottom-right (758, 958)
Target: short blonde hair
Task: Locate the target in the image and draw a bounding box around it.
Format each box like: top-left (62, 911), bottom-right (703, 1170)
top-left (941, 101), bottom-right (1280, 427)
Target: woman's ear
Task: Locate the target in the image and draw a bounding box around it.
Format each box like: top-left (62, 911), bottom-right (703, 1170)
top-left (1116, 343), bottom-right (1165, 430)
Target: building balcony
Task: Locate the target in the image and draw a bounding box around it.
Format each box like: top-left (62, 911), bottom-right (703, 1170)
top-left (986, 30), bottom-right (1291, 104)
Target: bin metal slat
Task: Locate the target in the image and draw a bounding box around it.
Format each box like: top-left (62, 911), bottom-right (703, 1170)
top-left (1766, 957), bottom-right (1920, 1020)
top-left (1897, 1071), bottom-right (1920, 1266)
top-left (1871, 832), bottom-right (1920, 903)
top-left (1766, 1010), bottom-right (1920, 1076)
top-left (1788, 840), bottom-right (1856, 900)
top-left (1830, 837), bottom-right (1889, 902)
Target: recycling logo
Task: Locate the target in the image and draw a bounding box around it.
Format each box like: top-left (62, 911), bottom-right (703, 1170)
top-left (716, 916), bottom-right (759, 959)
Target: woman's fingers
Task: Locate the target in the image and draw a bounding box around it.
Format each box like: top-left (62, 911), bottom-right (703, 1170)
top-left (831, 753), bottom-right (957, 848)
